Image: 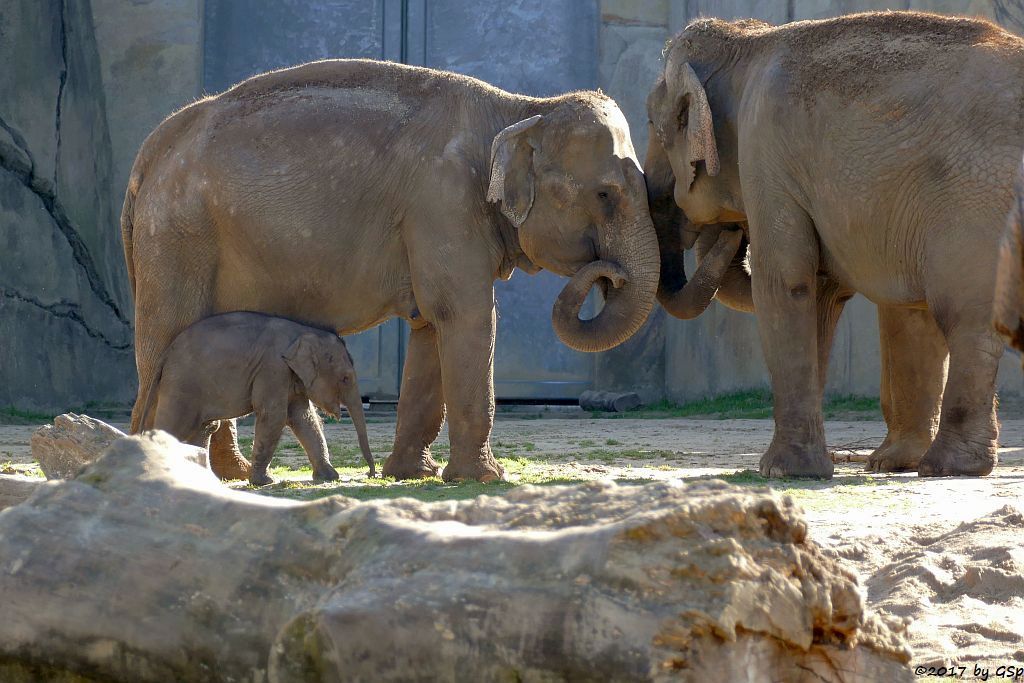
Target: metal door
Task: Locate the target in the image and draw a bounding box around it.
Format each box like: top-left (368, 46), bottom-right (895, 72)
top-left (202, 0), bottom-right (601, 400)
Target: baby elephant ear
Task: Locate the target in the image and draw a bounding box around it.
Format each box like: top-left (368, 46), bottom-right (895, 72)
top-left (487, 114), bottom-right (542, 227)
top-left (283, 333), bottom-right (320, 388)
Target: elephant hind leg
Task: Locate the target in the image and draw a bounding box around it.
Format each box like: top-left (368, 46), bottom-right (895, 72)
top-left (383, 325), bottom-right (443, 480)
top-left (867, 305), bottom-right (947, 473)
top-left (129, 234), bottom-right (216, 434)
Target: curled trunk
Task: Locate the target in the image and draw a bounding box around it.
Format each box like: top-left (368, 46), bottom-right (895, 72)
top-left (643, 127), bottom-right (746, 320)
top-left (694, 225), bottom-right (754, 314)
top-left (658, 228), bottom-right (745, 319)
top-left (551, 211), bottom-right (660, 354)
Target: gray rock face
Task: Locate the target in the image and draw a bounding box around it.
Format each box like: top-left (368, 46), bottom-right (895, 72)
top-left (31, 412), bottom-right (207, 479)
top-left (0, 0), bottom-right (134, 412)
top-left (0, 431), bottom-right (912, 682)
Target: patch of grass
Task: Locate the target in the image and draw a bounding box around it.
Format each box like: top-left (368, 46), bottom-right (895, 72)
top-left (0, 406), bottom-right (55, 425)
top-left (633, 391), bottom-right (775, 419)
top-left (594, 391), bottom-right (882, 421)
top-left (605, 438), bottom-right (623, 446)
top-left (578, 439), bottom-right (596, 447)
top-left (823, 395), bottom-right (882, 419)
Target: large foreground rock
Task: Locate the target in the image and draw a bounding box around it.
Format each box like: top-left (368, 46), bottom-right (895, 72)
top-left (0, 432), bottom-right (912, 682)
top-left (31, 412), bottom-right (207, 479)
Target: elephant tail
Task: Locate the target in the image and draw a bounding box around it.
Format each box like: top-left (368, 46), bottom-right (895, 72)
top-left (120, 184), bottom-right (137, 299)
top-left (135, 350), bottom-right (167, 432)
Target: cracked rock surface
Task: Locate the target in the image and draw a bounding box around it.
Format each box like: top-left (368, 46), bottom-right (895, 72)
top-left (0, 431), bottom-right (912, 682)
top-left (0, 0), bottom-right (133, 411)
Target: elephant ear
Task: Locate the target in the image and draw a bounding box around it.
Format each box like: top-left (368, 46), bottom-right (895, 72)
top-left (666, 62), bottom-right (719, 182)
top-left (486, 115), bottom-right (542, 227)
top-left (283, 333), bottom-right (320, 389)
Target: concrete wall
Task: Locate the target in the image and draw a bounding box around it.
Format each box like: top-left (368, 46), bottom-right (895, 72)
top-left (596, 0), bottom-right (1024, 402)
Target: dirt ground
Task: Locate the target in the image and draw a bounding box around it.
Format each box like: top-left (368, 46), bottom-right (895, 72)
top-left (3, 413), bottom-right (1023, 670)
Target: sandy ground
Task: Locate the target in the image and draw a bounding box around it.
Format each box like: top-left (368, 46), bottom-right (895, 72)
top-left (3, 414), bottom-right (1023, 670)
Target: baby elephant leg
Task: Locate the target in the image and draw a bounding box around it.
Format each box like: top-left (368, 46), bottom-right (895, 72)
top-left (250, 409), bottom-right (287, 487)
top-left (288, 398), bottom-right (340, 482)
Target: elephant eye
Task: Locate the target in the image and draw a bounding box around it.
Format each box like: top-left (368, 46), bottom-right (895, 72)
top-left (597, 191), bottom-right (609, 200)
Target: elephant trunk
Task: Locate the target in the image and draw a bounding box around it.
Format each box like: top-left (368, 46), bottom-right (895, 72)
top-left (657, 227), bottom-right (745, 320)
top-left (552, 209), bottom-right (660, 353)
top-left (693, 226), bottom-right (754, 314)
top-left (343, 385), bottom-right (374, 477)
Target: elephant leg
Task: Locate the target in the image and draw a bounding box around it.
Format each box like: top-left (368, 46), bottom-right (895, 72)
top-left (917, 316), bottom-right (1001, 477)
top-left (436, 303), bottom-right (503, 483)
top-left (751, 203), bottom-right (833, 479)
top-left (152, 397), bottom-right (206, 447)
top-left (209, 419), bottom-right (253, 481)
top-left (287, 397), bottom-right (340, 482)
top-left (249, 408), bottom-right (287, 487)
top-left (383, 325), bottom-right (444, 480)
top-left (867, 305), bottom-right (947, 473)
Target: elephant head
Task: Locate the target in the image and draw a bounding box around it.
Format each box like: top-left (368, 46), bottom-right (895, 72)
top-left (487, 95), bottom-right (660, 353)
top-left (284, 333), bottom-right (374, 475)
top-left (643, 20), bottom-right (763, 319)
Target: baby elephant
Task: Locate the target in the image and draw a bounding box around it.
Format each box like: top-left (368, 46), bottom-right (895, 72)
top-left (139, 312), bottom-right (374, 485)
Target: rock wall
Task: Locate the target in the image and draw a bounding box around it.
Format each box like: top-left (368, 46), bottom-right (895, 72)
top-left (0, 0), bottom-right (134, 412)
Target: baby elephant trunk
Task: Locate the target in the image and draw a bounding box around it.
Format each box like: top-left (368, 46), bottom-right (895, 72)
top-left (343, 384), bottom-right (375, 477)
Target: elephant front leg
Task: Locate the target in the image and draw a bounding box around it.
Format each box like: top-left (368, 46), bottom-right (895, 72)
top-left (287, 398), bottom-right (340, 482)
top-left (383, 325), bottom-right (444, 480)
top-left (209, 419), bottom-right (253, 481)
top-left (751, 206), bottom-right (833, 479)
top-left (867, 306), bottom-right (947, 473)
top-left (435, 304), bottom-right (503, 483)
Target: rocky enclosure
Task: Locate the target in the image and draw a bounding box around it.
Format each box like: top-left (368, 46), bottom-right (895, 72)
top-left (0, 0), bottom-right (134, 411)
top-left (0, 431), bottom-right (911, 682)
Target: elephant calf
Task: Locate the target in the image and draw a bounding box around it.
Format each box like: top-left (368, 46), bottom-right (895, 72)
top-left (139, 312), bottom-right (374, 486)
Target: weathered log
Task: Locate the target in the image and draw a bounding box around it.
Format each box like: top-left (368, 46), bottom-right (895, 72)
top-left (579, 390), bottom-right (643, 412)
top-left (31, 413), bottom-right (207, 479)
top-left (0, 432), bottom-right (912, 682)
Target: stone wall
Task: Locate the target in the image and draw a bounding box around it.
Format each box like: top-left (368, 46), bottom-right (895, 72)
top-left (0, 0), bottom-right (203, 412)
top-left (598, 0), bottom-right (1024, 402)
top-left (0, 0), bottom-right (134, 412)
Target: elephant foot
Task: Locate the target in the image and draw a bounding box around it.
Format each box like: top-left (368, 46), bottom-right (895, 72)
top-left (865, 435), bottom-right (931, 473)
top-left (249, 471), bottom-right (275, 487)
top-left (210, 450), bottom-right (253, 481)
top-left (442, 451), bottom-right (505, 483)
top-left (382, 450), bottom-right (441, 480)
top-left (312, 466), bottom-right (341, 483)
top-left (759, 440), bottom-right (833, 480)
top-left (918, 434), bottom-right (996, 477)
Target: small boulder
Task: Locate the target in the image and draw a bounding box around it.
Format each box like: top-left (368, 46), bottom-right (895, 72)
top-left (31, 413), bottom-right (208, 479)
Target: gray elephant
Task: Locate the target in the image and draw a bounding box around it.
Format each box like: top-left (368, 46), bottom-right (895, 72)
top-left (122, 59), bottom-right (658, 483)
top-left (138, 312), bottom-right (373, 486)
top-left (645, 13), bottom-right (1024, 478)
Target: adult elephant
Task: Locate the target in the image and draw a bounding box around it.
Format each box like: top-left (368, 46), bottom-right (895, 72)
top-left (122, 59), bottom-right (661, 482)
top-left (644, 13), bottom-right (1024, 479)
